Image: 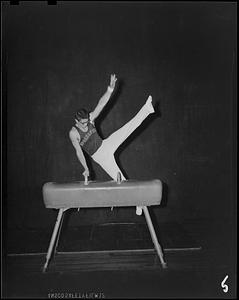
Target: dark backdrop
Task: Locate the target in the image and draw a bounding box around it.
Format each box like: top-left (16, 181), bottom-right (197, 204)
top-left (3, 2), bottom-right (236, 232)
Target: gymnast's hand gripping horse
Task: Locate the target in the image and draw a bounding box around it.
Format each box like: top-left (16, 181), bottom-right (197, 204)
top-left (69, 74), bottom-right (155, 215)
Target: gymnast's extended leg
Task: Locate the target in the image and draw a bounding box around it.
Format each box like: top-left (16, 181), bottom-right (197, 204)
top-left (104, 95), bottom-right (154, 153)
top-left (92, 95), bottom-right (155, 215)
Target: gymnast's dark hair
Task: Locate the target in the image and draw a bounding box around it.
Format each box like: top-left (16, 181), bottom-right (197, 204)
top-left (75, 108), bottom-right (89, 121)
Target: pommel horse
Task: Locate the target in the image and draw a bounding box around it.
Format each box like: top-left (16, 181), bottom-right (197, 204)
top-left (42, 174), bottom-right (167, 272)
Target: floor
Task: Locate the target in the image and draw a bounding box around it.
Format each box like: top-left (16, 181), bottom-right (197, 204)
top-left (3, 219), bottom-right (236, 298)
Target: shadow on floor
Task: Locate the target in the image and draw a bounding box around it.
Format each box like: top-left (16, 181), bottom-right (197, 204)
top-left (6, 221), bottom-right (200, 254)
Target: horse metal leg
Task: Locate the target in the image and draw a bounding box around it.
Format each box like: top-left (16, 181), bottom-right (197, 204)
top-left (143, 206), bottom-right (167, 268)
top-left (53, 209), bottom-right (67, 256)
top-left (42, 208), bottom-right (66, 272)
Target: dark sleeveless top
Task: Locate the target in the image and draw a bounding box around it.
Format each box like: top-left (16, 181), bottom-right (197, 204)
top-left (75, 121), bottom-right (103, 156)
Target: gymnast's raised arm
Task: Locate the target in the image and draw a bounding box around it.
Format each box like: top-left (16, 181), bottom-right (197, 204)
top-left (89, 74), bottom-right (117, 122)
top-left (69, 130), bottom-right (89, 177)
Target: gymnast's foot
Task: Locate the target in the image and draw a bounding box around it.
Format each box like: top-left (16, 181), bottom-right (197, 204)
top-left (145, 95), bottom-right (155, 113)
top-left (136, 206), bottom-right (142, 216)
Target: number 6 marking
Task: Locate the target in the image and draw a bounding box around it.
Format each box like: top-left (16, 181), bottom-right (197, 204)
top-left (221, 275), bottom-right (229, 293)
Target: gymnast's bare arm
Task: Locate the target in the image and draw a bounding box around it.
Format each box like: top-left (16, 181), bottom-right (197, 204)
top-left (69, 128), bottom-right (89, 177)
top-left (89, 74), bottom-right (117, 122)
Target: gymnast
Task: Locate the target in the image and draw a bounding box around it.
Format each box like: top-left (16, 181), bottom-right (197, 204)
top-left (69, 74), bottom-right (155, 215)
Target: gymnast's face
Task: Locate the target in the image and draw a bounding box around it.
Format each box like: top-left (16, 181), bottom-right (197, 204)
top-left (76, 118), bottom-right (88, 129)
